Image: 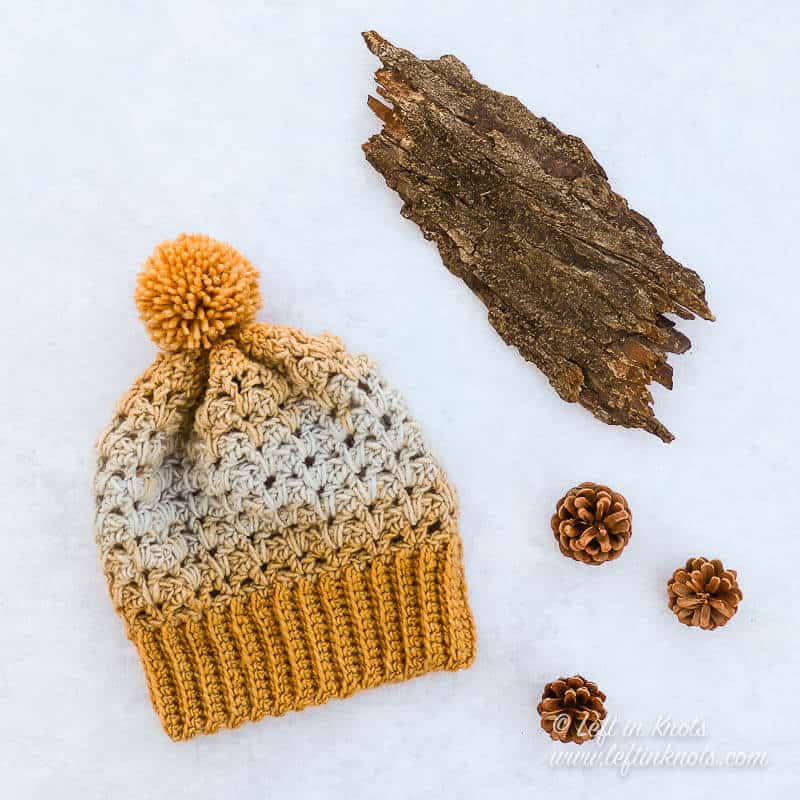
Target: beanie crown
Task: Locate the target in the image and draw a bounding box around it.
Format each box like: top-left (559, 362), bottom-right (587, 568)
top-left (95, 235), bottom-right (476, 739)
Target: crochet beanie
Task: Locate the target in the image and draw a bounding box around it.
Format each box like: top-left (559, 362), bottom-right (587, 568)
top-left (94, 234), bottom-right (476, 740)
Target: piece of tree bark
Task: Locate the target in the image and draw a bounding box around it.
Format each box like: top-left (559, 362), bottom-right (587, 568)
top-left (362, 31), bottom-right (714, 442)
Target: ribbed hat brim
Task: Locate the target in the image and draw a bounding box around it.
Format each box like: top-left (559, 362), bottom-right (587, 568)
top-left (133, 536), bottom-right (476, 740)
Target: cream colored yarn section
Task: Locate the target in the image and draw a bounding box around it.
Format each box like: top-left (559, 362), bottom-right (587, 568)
top-left (94, 324), bottom-right (458, 628)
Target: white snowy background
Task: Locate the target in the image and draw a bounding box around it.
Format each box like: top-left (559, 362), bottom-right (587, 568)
top-left (1, 1), bottom-right (798, 797)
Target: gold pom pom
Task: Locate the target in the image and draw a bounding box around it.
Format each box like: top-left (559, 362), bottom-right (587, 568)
top-left (135, 234), bottom-right (262, 351)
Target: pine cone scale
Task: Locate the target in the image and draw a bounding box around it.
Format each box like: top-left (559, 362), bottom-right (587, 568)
top-left (595, 496), bottom-right (611, 517)
top-left (709, 599), bottom-right (734, 617)
top-left (604, 510), bottom-right (630, 530)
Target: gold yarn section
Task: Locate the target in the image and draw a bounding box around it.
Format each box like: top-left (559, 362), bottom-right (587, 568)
top-left (133, 536), bottom-right (475, 740)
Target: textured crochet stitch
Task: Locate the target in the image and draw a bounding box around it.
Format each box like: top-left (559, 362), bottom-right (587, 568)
top-left (94, 234), bottom-right (476, 740)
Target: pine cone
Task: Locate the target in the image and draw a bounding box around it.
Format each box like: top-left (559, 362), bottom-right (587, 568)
top-left (537, 675), bottom-right (607, 744)
top-left (667, 557), bottom-right (743, 630)
top-left (551, 482), bottom-right (632, 565)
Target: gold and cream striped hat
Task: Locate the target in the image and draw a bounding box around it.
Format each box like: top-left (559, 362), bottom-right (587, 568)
top-left (94, 234), bottom-right (476, 740)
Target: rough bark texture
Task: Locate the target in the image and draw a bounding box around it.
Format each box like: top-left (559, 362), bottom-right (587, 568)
top-left (362, 31), bottom-right (714, 442)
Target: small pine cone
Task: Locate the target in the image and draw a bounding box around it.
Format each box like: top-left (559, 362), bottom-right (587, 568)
top-left (537, 675), bottom-right (607, 744)
top-left (667, 557), bottom-right (743, 630)
top-left (551, 482), bottom-right (632, 565)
